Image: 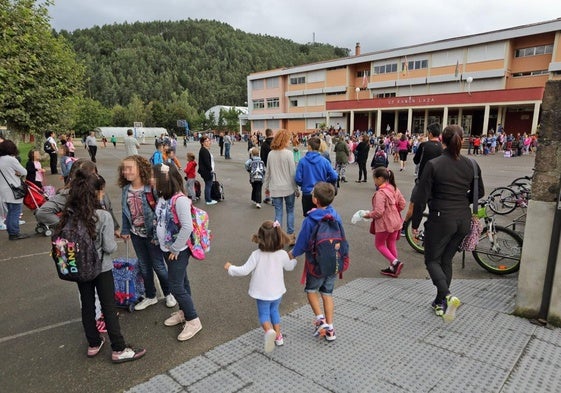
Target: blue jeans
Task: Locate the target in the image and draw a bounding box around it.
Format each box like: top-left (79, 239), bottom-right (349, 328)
top-left (305, 273), bottom-right (337, 295)
top-left (5, 202), bottom-right (22, 236)
top-left (272, 193), bottom-right (295, 234)
top-left (204, 179), bottom-right (213, 202)
top-left (164, 249), bottom-right (198, 321)
top-left (130, 233), bottom-right (171, 298)
top-left (224, 144), bottom-right (231, 159)
top-left (256, 298), bottom-right (282, 325)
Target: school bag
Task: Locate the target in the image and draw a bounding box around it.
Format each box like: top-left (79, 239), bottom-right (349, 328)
top-left (372, 150), bottom-right (387, 168)
top-left (249, 159), bottom-right (265, 182)
top-left (170, 193), bottom-right (211, 260)
top-left (44, 140), bottom-right (54, 153)
top-left (308, 214), bottom-right (350, 278)
top-left (51, 219), bottom-right (102, 282)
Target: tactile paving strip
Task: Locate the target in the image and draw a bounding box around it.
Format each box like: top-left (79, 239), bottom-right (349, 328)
top-left (125, 278), bottom-right (561, 393)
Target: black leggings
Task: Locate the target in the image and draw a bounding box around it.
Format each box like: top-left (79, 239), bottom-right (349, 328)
top-left (357, 160), bottom-right (367, 181)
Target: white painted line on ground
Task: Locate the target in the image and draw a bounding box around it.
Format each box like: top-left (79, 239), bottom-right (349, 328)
top-left (0, 318), bottom-right (82, 344)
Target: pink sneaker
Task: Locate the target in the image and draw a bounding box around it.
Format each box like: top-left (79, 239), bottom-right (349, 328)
top-left (87, 336), bottom-right (105, 358)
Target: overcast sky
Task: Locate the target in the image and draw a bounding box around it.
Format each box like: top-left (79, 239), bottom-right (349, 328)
top-left (49, 0), bottom-right (561, 53)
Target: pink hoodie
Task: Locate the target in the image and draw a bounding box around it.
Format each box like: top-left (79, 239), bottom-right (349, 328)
top-left (365, 183), bottom-right (406, 234)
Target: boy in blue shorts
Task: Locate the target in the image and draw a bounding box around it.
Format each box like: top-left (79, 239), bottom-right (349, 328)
top-left (289, 182), bottom-right (349, 341)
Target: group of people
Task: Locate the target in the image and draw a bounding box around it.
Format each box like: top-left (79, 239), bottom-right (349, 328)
top-left (1, 121), bottom-right (486, 362)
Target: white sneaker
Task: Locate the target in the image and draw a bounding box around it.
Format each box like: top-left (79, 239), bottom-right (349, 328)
top-left (19, 220), bottom-right (26, 225)
top-left (264, 329), bottom-right (276, 353)
top-left (206, 200), bottom-right (218, 205)
top-left (164, 310), bottom-right (185, 326)
top-left (256, 203), bottom-right (261, 208)
top-left (177, 317), bottom-right (202, 341)
top-left (134, 297), bottom-right (158, 311)
top-left (165, 294), bottom-right (177, 308)
top-left (0, 222), bottom-right (6, 231)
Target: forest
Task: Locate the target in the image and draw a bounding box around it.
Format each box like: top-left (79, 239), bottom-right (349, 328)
top-left (57, 19), bottom-right (349, 131)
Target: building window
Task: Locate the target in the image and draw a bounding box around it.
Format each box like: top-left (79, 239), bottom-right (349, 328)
top-left (376, 92), bottom-right (396, 98)
top-left (357, 70), bottom-right (371, 77)
top-left (373, 63), bottom-right (397, 74)
top-left (289, 76), bottom-right (305, 85)
top-left (512, 70), bottom-right (549, 77)
top-left (253, 99), bottom-right (264, 109)
top-left (407, 59), bottom-right (428, 70)
top-left (290, 99), bottom-right (298, 107)
top-left (266, 97), bottom-right (280, 108)
top-left (515, 44), bottom-right (554, 57)
top-left (252, 80), bottom-right (264, 90)
top-left (266, 77), bottom-right (279, 88)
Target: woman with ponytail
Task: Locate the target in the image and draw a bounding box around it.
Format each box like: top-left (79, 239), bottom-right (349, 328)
top-left (410, 125), bottom-right (484, 321)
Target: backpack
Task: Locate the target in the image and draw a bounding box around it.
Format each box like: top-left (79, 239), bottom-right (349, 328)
top-left (51, 219), bottom-right (102, 282)
top-left (249, 160), bottom-right (265, 182)
top-left (308, 214), bottom-right (349, 278)
top-left (170, 193), bottom-right (211, 260)
top-left (44, 140), bottom-right (54, 153)
top-left (372, 150), bottom-right (387, 168)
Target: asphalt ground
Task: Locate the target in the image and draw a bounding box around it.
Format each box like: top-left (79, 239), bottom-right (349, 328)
top-left (0, 139), bottom-right (536, 393)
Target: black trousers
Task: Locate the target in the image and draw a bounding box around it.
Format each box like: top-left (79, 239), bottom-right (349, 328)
top-left (77, 270), bottom-right (125, 351)
top-left (251, 181), bottom-right (262, 203)
top-left (88, 146), bottom-right (97, 162)
top-left (423, 211), bottom-right (470, 302)
top-left (357, 160), bottom-right (367, 181)
top-left (49, 152), bottom-right (58, 174)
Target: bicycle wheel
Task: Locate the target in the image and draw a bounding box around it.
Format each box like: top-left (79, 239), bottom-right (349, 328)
top-left (405, 213), bottom-right (428, 254)
top-left (472, 226), bottom-right (522, 275)
top-left (487, 187), bottom-right (518, 215)
top-left (510, 176), bottom-right (532, 190)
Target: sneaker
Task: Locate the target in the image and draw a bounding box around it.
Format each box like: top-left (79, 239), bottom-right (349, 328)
top-left (111, 347), bottom-right (146, 363)
top-left (177, 317), bottom-right (202, 341)
top-left (87, 337), bottom-right (105, 358)
top-left (432, 300), bottom-right (446, 317)
top-left (443, 295), bottom-right (461, 322)
top-left (165, 294), bottom-right (177, 308)
top-left (164, 310), bottom-right (185, 326)
top-left (400, 229), bottom-right (406, 237)
top-left (0, 222), bottom-right (7, 231)
top-left (325, 328), bottom-right (336, 342)
top-left (264, 329), bottom-right (276, 353)
top-left (96, 316), bottom-right (107, 333)
top-left (8, 233), bottom-right (29, 240)
top-left (134, 297), bottom-right (158, 311)
top-left (19, 219), bottom-right (26, 225)
top-left (275, 333), bottom-right (284, 346)
top-left (256, 203), bottom-right (261, 208)
top-left (380, 267), bottom-right (397, 278)
top-left (288, 233), bottom-right (296, 246)
top-left (313, 318), bottom-right (328, 337)
top-left (392, 261), bottom-right (404, 277)
top-left (206, 200), bottom-right (218, 205)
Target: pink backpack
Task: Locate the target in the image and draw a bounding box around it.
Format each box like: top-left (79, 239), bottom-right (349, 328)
top-left (170, 194), bottom-right (211, 260)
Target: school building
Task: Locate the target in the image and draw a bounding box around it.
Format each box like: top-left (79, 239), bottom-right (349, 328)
top-left (246, 18), bottom-right (561, 136)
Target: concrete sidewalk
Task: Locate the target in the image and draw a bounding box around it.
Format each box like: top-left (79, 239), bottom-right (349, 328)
top-left (126, 278), bottom-right (560, 392)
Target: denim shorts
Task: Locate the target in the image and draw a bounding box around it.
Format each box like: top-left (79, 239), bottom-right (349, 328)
top-left (305, 273), bottom-right (336, 295)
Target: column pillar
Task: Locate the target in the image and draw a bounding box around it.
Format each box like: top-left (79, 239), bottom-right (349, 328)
top-left (393, 110), bottom-right (399, 132)
top-left (531, 102), bottom-right (541, 133)
top-left (368, 112), bottom-right (373, 131)
top-left (326, 111), bottom-right (330, 128)
top-left (376, 109), bottom-right (382, 136)
top-left (482, 105), bottom-right (490, 135)
top-left (424, 109), bottom-right (429, 134)
top-left (407, 108), bottom-right (413, 133)
top-left (349, 110), bottom-right (355, 133)
top-left (443, 107), bottom-right (449, 128)
top-left (458, 108), bottom-right (463, 128)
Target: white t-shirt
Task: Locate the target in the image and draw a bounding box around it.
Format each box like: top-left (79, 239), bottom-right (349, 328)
top-left (227, 249), bottom-right (297, 300)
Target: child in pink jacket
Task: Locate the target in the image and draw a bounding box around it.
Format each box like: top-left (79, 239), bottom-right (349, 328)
top-left (362, 168), bottom-right (406, 277)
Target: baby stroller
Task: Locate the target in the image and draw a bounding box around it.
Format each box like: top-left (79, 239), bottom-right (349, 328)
top-left (22, 180), bottom-right (53, 236)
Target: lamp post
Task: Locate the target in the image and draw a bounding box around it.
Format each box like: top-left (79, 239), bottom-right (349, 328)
top-left (355, 87), bottom-right (360, 100)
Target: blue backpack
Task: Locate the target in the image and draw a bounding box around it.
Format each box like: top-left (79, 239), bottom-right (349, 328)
top-left (308, 214), bottom-right (350, 278)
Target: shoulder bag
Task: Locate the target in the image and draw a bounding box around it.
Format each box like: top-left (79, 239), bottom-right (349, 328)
top-left (0, 169), bottom-right (28, 200)
top-left (459, 159), bottom-right (482, 252)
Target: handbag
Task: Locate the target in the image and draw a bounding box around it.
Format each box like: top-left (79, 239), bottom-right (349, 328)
top-left (0, 169), bottom-right (28, 200)
top-left (459, 159), bottom-right (482, 252)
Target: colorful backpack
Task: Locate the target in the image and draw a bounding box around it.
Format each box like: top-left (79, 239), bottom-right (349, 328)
top-left (249, 159), bottom-right (265, 182)
top-left (51, 219), bottom-right (102, 282)
top-left (170, 193), bottom-right (211, 260)
top-left (307, 214), bottom-right (350, 278)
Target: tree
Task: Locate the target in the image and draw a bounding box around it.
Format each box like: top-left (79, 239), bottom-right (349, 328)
top-left (0, 0), bottom-right (85, 137)
top-left (73, 97), bottom-right (111, 136)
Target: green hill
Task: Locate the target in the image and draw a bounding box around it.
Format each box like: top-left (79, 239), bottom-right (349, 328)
top-left (58, 19), bottom-right (349, 112)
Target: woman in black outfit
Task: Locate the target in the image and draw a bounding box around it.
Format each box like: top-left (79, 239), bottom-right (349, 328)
top-left (198, 136), bottom-right (217, 205)
top-left (411, 125), bottom-right (484, 321)
top-left (355, 134), bottom-right (370, 183)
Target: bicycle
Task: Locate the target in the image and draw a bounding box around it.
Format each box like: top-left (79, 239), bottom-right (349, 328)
top-left (404, 202), bottom-right (523, 275)
top-left (487, 183), bottom-right (531, 215)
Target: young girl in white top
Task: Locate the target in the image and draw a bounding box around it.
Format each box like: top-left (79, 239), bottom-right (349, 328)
top-left (224, 220), bottom-right (297, 353)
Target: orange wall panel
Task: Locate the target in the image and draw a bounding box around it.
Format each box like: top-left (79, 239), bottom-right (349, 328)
top-left (506, 75), bottom-right (549, 89)
top-left (510, 55), bottom-right (552, 73)
top-left (465, 59), bottom-right (505, 72)
top-left (287, 120), bottom-right (306, 133)
top-left (326, 69), bottom-right (347, 85)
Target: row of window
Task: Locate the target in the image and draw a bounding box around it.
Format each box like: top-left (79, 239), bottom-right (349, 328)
top-left (514, 44), bottom-right (553, 58)
top-left (252, 98), bottom-right (280, 109)
top-left (290, 76), bottom-right (305, 85)
top-left (512, 69), bottom-right (549, 77)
